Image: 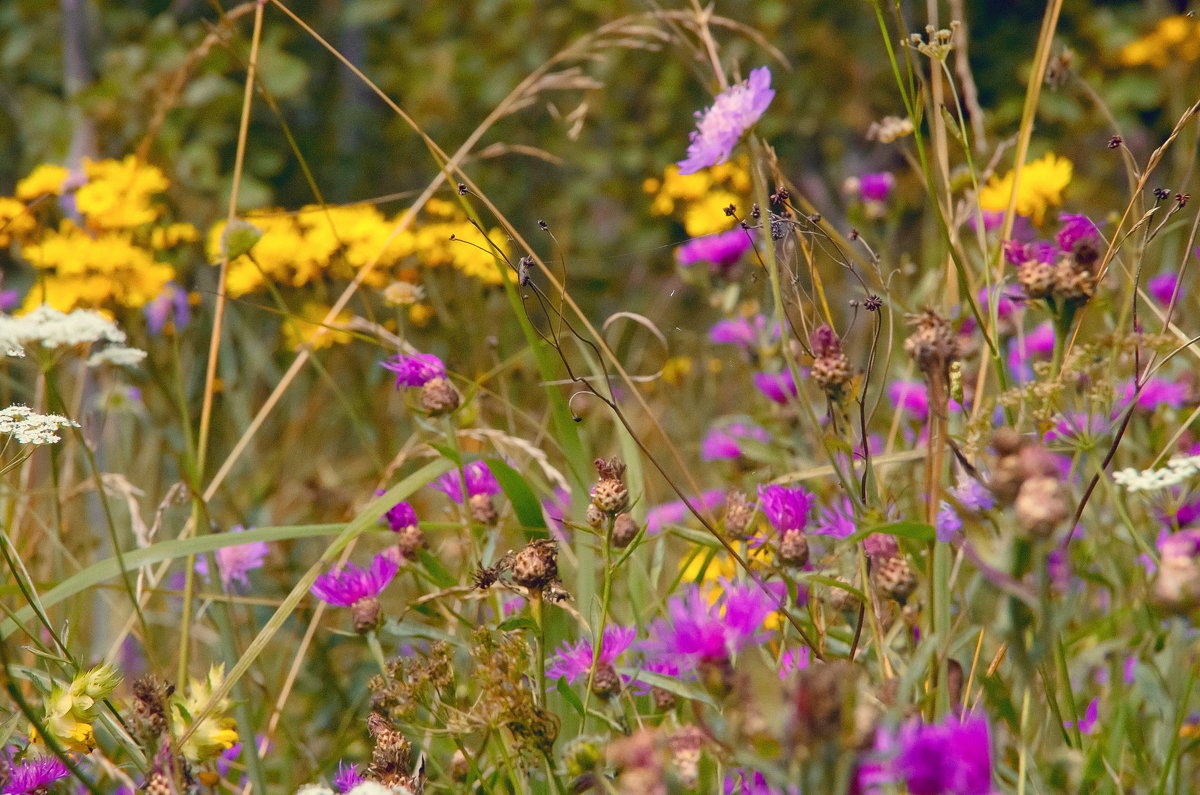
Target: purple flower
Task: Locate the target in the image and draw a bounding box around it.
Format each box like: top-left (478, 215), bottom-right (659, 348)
top-left (646, 489), bottom-right (726, 535)
top-left (383, 501), bottom-right (418, 532)
top-left (857, 172), bottom-right (896, 203)
top-left (977, 285), bottom-right (1021, 321)
top-left (1056, 213), bottom-right (1100, 252)
top-left (812, 497), bottom-right (856, 539)
top-left (863, 533), bottom-right (899, 559)
top-left (0, 290), bottom-right (19, 313)
top-left (757, 484), bottom-right (814, 533)
top-left (677, 228), bottom-right (754, 271)
top-left (431, 461), bottom-right (502, 504)
top-left (5, 755), bottom-right (71, 794)
top-left (310, 554), bottom-right (398, 607)
top-left (546, 625), bottom-right (635, 683)
top-left (145, 282), bottom-right (191, 335)
top-left (701, 422), bottom-right (771, 460)
top-left (333, 760), bottom-right (364, 793)
top-left (873, 715), bottom-right (992, 795)
top-left (935, 502), bottom-right (962, 543)
top-left (1149, 273), bottom-right (1182, 306)
top-left (1121, 377), bottom-right (1190, 411)
top-left (195, 526), bottom-right (269, 588)
top-left (753, 369), bottom-right (799, 404)
top-left (643, 580), bottom-right (782, 665)
top-left (779, 646), bottom-right (810, 679)
top-left (888, 380), bottom-right (929, 420)
top-left (724, 769), bottom-right (795, 794)
top-left (710, 315), bottom-right (780, 348)
top-left (1006, 321), bottom-right (1056, 379)
top-left (541, 486), bottom-right (571, 531)
top-left (1003, 239), bottom-right (1056, 266)
top-left (381, 352), bottom-right (446, 388)
top-left (1063, 698), bottom-right (1099, 735)
top-left (677, 66), bottom-right (774, 175)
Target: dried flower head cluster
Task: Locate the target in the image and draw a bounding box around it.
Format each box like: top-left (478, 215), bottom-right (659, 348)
top-left (988, 429), bottom-right (1071, 539)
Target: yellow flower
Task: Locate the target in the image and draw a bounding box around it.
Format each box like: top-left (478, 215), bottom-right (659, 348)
top-left (209, 213), bottom-right (337, 296)
top-left (680, 547), bottom-right (782, 629)
top-left (15, 164), bottom-right (70, 201)
top-left (662, 356), bottom-right (694, 385)
top-left (408, 304), bottom-right (435, 327)
top-left (281, 301), bottom-right (354, 350)
top-left (413, 199), bottom-right (508, 284)
top-left (172, 664), bottom-right (239, 763)
top-left (0, 197), bottom-right (37, 247)
top-left (75, 156), bottom-right (169, 230)
top-left (149, 222), bottom-right (199, 250)
top-left (1118, 15), bottom-right (1200, 67)
top-left (977, 153), bottom-right (1072, 225)
top-left (297, 204), bottom-right (415, 285)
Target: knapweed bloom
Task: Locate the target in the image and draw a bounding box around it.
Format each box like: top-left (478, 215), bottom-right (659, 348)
top-left (645, 489), bottom-right (726, 535)
top-left (310, 554), bottom-right (399, 633)
top-left (172, 664), bottom-right (239, 764)
top-left (888, 379), bottom-right (928, 420)
top-left (677, 66), bottom-right (775, 175)
top-left (381, 351), bottom-right (459, 415)
top-left (1149, 273), bottom-right (1182, 306)
top-left (701, 421), bottom-right (771, 460)
top-left (333, 760), bottom-right (365, 793)
top-left (1055, 213), bottom-right (1100, 252)
top-left (869, 715), bottom-right (993, 795)
top-left (432, 460), bottom-right (502, 504)
top-left (757, 484), bottom-right (814, 534)
top-left (676, 228), bottom-right (754, 272)
top-left (642, 579), bottom-right (782, 670)
top-left (709, 315), bottom-right (780, 348)
top-left (195, 525), bottom-right (269, 588)
top-left (5, 755), bottom-right (72, 794)
top-left (1121, 377), bottom-right (1191, 412)
top-left (812, 497), bottom-right (856, 539)
top-left (1063, 698), bottom-right (1099, 735)
top-left (753, 369), bottom-right (799, 404)
top-left (382, 499), bottom-right (427, 561)
top-left (547, 625), bottom-right (636, 698)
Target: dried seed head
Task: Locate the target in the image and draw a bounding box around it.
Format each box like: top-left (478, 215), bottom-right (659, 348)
top-left (778, 528), bottom-right (810, 567)
top-left (872, 555), bottom-right (918, 604)
top-left (420, 377), bottom-right (461, 415)
top-left (144, 772), bottom-right (173, 795)
top-left (669, 726), bottom-right (706, 790)
top-left (585, 502), bottom-right (605, 529)
top-left (1014, 476), bottom-right (1070, 538)
top-left (792, 661), bottom-right (860, 748)
top-left (903, 309), bottom-right (958, 378)
top-left (469, 493), bottom-right (498, 526)
top-left (351, 596), bottom-right (383, 634)
top-left (367, 712), bottom-right (414, 782)
top-left (826, 577), bottom-right (861, 612)
top-left (611, 512), bottom-right (638, 548)
top-left (1017, 258), bottom-right (1056, 300)
top-left (1053, 256), bottom-right (1097, 301)
top-left (511, 539), bottom-right (558, 591)
top-left (393, 524), bottom-right (427, 561)
top-left (724, 490), bottom-right (756, 537)
top-left (651, 687), bottom-right (677, 712)
top-left (590, 478), bottom-right (629, 514)
top-left (594, 457), bottom-right (627, 482)
top-left (131, 674), bottom-right (173, 746)
top-left (591, 662), bottom-right (622, 699)
top-left (811, 324), bottom-right (853, 398)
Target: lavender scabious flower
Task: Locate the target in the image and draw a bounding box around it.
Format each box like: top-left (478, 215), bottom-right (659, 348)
top-left (677, 66), bottom-right (775, 175)
top-left (677, 228), bottom-right (754, 271)
top-left (311, 554), bottom-right (398, 607)
top-left (643, 580), bottom-right (781, 666)
top-left (381, 351), bottom-right (446, 389)
top-left (546, 625), bottom-right (636, 683)
top-left (813, 497), bottom-right (856, 539)
top-left (702, 421), bottom-right (771, 461)
top-left (757, 484), bottom-right (814, 533)
top-left (145, 282), bottom-right (191, 335)
top-left (431, 461), bottom-right (502, 504)
top-left (5, 755), bottom-right (71, 794)
top-left (383, 501), bottom-right (418, 532)
top-left (753, 369), bottom-right (799, 404)
top-left (195, 525), bottom-right (269, 588)
top-left (878, 715), bottom-right (993, 795)
top-left (333, 760), bottom-right (364, 793)
top-left (1056, 213), bottom-right (1100, 252)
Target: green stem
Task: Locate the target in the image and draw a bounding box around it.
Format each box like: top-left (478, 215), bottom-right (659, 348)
top-left (581, 514), bottom-right (615, 731)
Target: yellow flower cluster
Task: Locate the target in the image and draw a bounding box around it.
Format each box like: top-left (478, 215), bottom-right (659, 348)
top-left (977, 153), bottom-right (1073, 225)
top-left (1119, 15), bottom-right (1200, 68)
top-left (32, 663), bottom-right (123, 754)
top-left (681, 548), bottom-right (781, 629)
top-left (3, 157), bottom-right (194, 313)
top-left (644, 159), bottom-right (752, 237)
top-left (172, 664), bottom-right (239, 763)
top-left (208, 197), bottom-right (509, 300)
top-left (280, 300), bottom-right (355, 351)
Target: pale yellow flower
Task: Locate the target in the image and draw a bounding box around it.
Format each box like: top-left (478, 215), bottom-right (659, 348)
top-left (15, 164), bottom-right (69, 201)
top-left (978, 153), bottom-right (1073, 225)
top-left (172, 664), bottom-right (239, 763)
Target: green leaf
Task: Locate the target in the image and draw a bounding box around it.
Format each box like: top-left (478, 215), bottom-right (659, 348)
top-left (497, 616), bottom-right (538, 633)
top-left (619, 668), bottom-right (717, 709)
top-left (846, 520), bottom-right (936, 544)
top-left (417, 549), bottom-right (458, 589)
top-left (556, 677), bottom-right (585, 718)
top-left (485, 457), bottom-right (546, 530)
top-left (428, 442), bottom-right (462, 466)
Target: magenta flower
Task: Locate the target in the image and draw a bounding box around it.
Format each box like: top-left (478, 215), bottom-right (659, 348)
top-left (1003, 239), bottom-right (1055, 266)
top-left (1121, 377), bottom-right (1190, 411)
top-left (1056, 213), bottom-right (1100, 252)
top-left (381, 352), bottom-right (446, 388)
top-left (710, 315), bottom-right (781, 348)
top-left (724, 769), bottom-right (796, 795)
top-left (863, 533), bottom-right (899, 559)
top-left (333, 761), bottom-right (364, 793)
top-left (677, 229), bottom-right (754, 271)
top-left (643, 580), bottom-right (782, 665)
top-left (757, 484), bottom-right (814, 533)
top-left (383, 500), bottom-right (418, 532)
top-left (778, 646), bottom-right (811, 679)
top-left (310, 554), bottom-right (398, 607)
top-left (1149, 273), bottom-right (1182, 306)
top-left (677, 66), bottom-right (775, 175)
top-left (646, 489), bottom-right (726, 535)
top-left (546, 625), bottom-right (636, 683)
top-left (431, 461), bottom-right (502, 504)
top-left (812, 497), bottom-right (855, 539)
top-left (195, 526), bottom-right (269, 588)
top-left (753, 369), bottom-right (799, 404)
top-left (888, 380), bottom-right (929, 420)
top-left (977, 285), bottom-right (1021, 321)
top-left (1063, 698), bottom-right (1099, 735)
top-left (870, 715), bottom-right (992, 795)
top-left (5, 756), bottom-right (71, 794)
top-left (702, 422), bottom-right (771, 460)
top-left (857, 172), bottom-right (896, 203)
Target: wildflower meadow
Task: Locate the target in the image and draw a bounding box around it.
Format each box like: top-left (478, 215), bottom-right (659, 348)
top-left (3, 1), bottom-right (1200, 792)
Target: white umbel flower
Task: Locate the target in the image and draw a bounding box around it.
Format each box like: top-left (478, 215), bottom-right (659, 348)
top-left (0, 306), bottom-right (126, 358)
top-left (0, 404), bottom-right (80, 445)
top-left (87, 345), bottom-right (148, 368)
top-left (1112, 455), bottom-right (1200, 492)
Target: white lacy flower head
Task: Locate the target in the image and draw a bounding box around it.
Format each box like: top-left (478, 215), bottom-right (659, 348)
top-left (0, 306), bottom-right (127, 358)
top-left (0, 404), bottom-right (80, 445)
top-left (1112, 455), bottom-right (1200, 492)
top-left (87, 345), bottom-right (148, 368)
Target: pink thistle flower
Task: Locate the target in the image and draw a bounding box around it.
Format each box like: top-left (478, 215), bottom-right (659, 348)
top-left (1121, 377), bottom-right (1191, 411)
top-left (677, 228), bottom-right (754, 271)
top-left (1055, 213), bottom-right (1100, 252)
top-left (701, 421), bottom-right (771, 460)
top-left (431, 461), bottom-right (502, 504)
top-left (753, 369), bottom-right (799, 404)
top-left (381, 352), bottom-right (446, 389)
top-left (757, 484), bottom-right (814, 534)
top-left (779, 646), bottom-right (811, 679)
top-left (677, 66), bottom-right (775, 175)
top-left (709, 315), bottom-right (781, 348)
top-left (1149, 273), bottom-right (1182, 306)
top-left (642, 579), bottom-right (782, 666)
top-left (812, 497), bottom-right (856, 539)
top-left (333, 760), bottom-right (364, 793)
top-left (888, 379), bottom-right (928, 420)
top-left (867, 715), bottom-right (993, 795)
top-left (646, 489), bottom-right (726, 535)
top-left (546, 625), bottom-right (636, 683)
top-left (1063, 698), bottom-right (1099, 735)
top-left (857, 172), bottom-right (896, 203)
top-left (383, 501), bottom-right (418, 532)
top-left (5, 755), bottom-right (71, 794)
top-left (310, 554), bottom-right (398, 608)
top-left (195, 526), bottom-right (269, 588)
